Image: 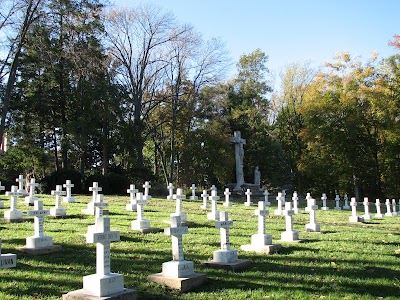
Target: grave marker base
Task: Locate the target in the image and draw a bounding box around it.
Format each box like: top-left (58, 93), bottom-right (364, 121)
top-left (50, 207), bottom-right (67, 217)
top-left (273, 209), bottom-right (283, 216)
top-left (63, 196), bottom-right (75, 203)
top-left (166, 196), bottom-right (174, 200)
top-left (305, 223), bottom-right (321, 232)
top-left (4, 210), bottom-right (23, 221)
top-left (63, 288), bottom-right (137, 300)
top-left (223, 202), bottom-right (232, 207)
top-left (162, 220), bottom-right (194, 227)
top-left (244, 202), bottom-right (253, 207)
top-left (83, 273), bottom-right (124, 297)
top-left (343, 206), bottom-right (350, 210)
top-left (148, 272), bottom-right (207, 292)
top-left (125, 204), bottom-right (137, 211)
top-left (375, 214), bottom-right (383, 218)
top-left (206, 212), bottom-right (219, 221)
top-left (202, 259), bottom-right (251, 271)
top-left (131, 219), bottom-right (150, 230)
top-left (280, 231), bottom-right (302, 242)
top-left (200, 205), bottom-right (210, 210)
top-left (334, 207), bottom-right (342, 211)
top-left (24, 196), bottom-right (38, 205)
top-left (240, 243), bottom-right (282, 254)
top-left (385, 212), bottom-right (394, 217)
top-left (135, 227), bottom-right (163, 234)
top-left (17, 244), bottom-right (62, 255)
top-left (0, 253), bottom-right (17, 268)
top-left (349, 216), bottom-right (364, 223)
top-left (82, 204), bottom-right (109, 216)
top-left (362, 214), bottom-right (372, 220)
top-left (189, 196), bottom-right (198, 201)
top-left (321, 207), bottom-right (329, 211)
top-left (162, 260), bottom-right (194, 278)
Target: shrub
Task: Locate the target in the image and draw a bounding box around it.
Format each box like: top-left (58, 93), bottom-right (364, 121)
top-left (40, 169), bottom-right (83, 194)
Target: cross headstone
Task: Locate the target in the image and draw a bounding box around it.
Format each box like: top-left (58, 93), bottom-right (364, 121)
top-left (274, 192), bottom-right (284, 215)
top-left (189, 184), bottom-right (198, 201)
top-left (281, 190), bottom-right (286, 205)
top-left (83, 182), bottom-right (103, 215)
top-left (252, 201), bottom-right (271, 246)
top-left (230, 131), bottom-right (246, 191)
top-left (349, 197), bottom-right (363, 222)
top-left (375, 199), bottom-right (383, 218)
top-left (292, 191), bottom-right (300, 214)
top-left (0, 181), bottom-right (5, 208)
top-left (212, 211), bottom-right (238, 263)
top-left (207, 189), bottom-right (220, 221)
top-left (305, 197), bottom-right (320, 232)
top-left (0, 239), bottom-right (16, 269)
top-left (343, 193), bottom-right (350, 210)
top-left (83, 204), bottom-right (123, 297)
top-left (50, 185), bottom-right (67, 217)
top-left (4, 186), bottom-right (23, 221)
top-left (90, 182), bottom-right (102, 202)
top-left (200, 190), bottom-right (210, 209)
top-left (305, 193), bottom-right (312, 212)
top-left (334, 194), bottom-right (341, 210)
top-left (264, 189), bottom-right (271, 206)
top-left (167, 183), bottom-right (175, 200)
top-left (210, 185), bottom-right (217, 192)
top-left (143, 181), bottom-right (152, 201)
top-left (160, 215), bottom-right (194, 278)
top-left (321, 193), bottom-right (329, 210)
top-left (244, 189), bottom-right (253, 206)
top-left (172, 188), bottom-right (187, 223)
top-left (63, 180), bottom-right (75, 203)
top-left (385, 199), bottom-right (393, 217)
top-left (391, 199), bottom-right (398, 216)
top-left (126, 184), bottom-right (138, 211)
top-left (362, 197), bottom-right (372, 220)
top-left (223, 188), bottom-right (232, 207)
top-left (26, 200), bottom-right (53, 249)
top-left (16, 174), bottom-right (27, 196)
top-left (24, 178), bottom-right (39, 205)
top-left (131, 192), bottom-right (151, 230)
top-left (281, 202), bottom-right (300, 242)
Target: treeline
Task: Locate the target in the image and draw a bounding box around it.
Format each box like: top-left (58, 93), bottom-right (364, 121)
top-left (1, 0), bottom-right (400, 198)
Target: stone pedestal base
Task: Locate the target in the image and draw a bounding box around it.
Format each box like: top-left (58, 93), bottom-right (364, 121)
top-left (244, 202), bottom-right (253, 207)
top-left (375, 213), bottom-right (383, 218)
top-left (305, 223), bottom-right (321, 232)
top-left (167, 195), bottom-right (174, 200)
top-left (82, 202), bottom-right (109, 215)
top-left (349, 216), bottom-right (364, 223)
top-left (63, 196), bottom-right (75, 203)
top-left (50, 207), bottom-right (67, 217)
top-left (362, 214), bottom-right (372, 221)
top-left (207, 212), bottom-right (219, 221)
top-left (136, 227), bottom-right (163, 234)
top-left (3, 210), bottom-right (23, 222)
top-left (162, 260), bottom-right (194, 278)
top-left (321, 207), bottom-right (329, 211)
top-left (240, 243), bottom-right (282, 254)
top-left (26, 235), bottom-right (53, 248)
top-left (343, 205), bottom-right (350, 210)
top-left (63, 289), bottom-right (137, 300)
top-left (189, 196), bottom-right (198, 201)
top-left (83, 273), bottom-right (124, 297)
top-left (334, 207), bottom-right (342, 210)
top-left (281, 230), bottom-right (300, 242)
top-left (131, 219), bottom-right (150, 231)
top-left (213, 249), bottom-right (238, 263)
top-left (148, 272), bottom-right (207, 292)
top-left (17, 244), bottom-right (62, 255)
top-left (203, 259), bottom-right (251, 271)
top-left (251, 233), bottom-right (272, 246)
top-left (223, 202), bottom-right (232, 207)
top-left (171, 213), bottom-right (187, 223)
top-left (25, 196), bottom-right (38, 205)
top-left (125, 203), bottom-right (137, 211)
top-left (293, 208), bottom-right (300, 214)
top-left (274, 209), bottom-right (283, 216)
top-left (385, 212), bottom-right (393, 217)
top-left (0, 253), bottom-right (17, 268)
top-left (200, 204), bottom-right (210, 210)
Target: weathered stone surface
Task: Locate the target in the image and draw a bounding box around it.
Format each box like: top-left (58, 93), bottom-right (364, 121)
top-left (147, 273), bottom-right (207, 292)
top-left (62, 288), bottom-right (137, 300)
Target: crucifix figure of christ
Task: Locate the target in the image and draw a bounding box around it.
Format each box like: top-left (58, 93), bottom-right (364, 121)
top-left (230, 131), bottom-right (246, 191)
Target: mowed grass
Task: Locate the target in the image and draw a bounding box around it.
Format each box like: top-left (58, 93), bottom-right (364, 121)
top-left (0, 193), bottom-right (399, 300)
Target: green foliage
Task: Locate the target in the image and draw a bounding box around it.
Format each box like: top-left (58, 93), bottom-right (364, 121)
top-left (40, 169), bottom-right (83, 194)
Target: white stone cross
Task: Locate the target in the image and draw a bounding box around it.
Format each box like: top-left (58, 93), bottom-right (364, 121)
top-left (200, 190), bottom-right (210, 209)
top-left (27, 200), bottom-right (50, 238)
top-left (16, 174), bottom-right (27, 196)
top-left (223, 188), bottom-right (232, 207)
top-left (50, 185), bottom-right (67, 216)
top-left (349, 197), bottom-right (363, 222)
top-left (292, 191), bottom-right (300, 214)
top-left (0, 239), bottom-right (16, 269)
top-left (167, 183), bottom-right (175, 200)
top-left (207, 189), bottom-right (220, 221)
top-left (126, 184), bottom-right (138, 211)
top-left (189, 184), bottom-right (198, 200)
top-left (132, 192), bottom-right (151, 230)
top-left (274, 192), bottom-right (284, 215)
top-left (321, 193), bottom-right (329, 210)
top-left (305, 193), bottom-right (312, 212)
top-left (210, 185), bottom-right (217, 192)
top-left (256, 201), bottom-right (268, 235)
top-left (143, 181), bottom-right (152, 201)
top-left (375, 199), bottom-right (383, 218)
top-left (305, 198), bottom-right (320, 232)
top-left (89, 182), bottom-right (102, 202)
top-left (25, 178), bottom-right (39, 205)
top-left (172, 188), bottom-right (187, 222)
top-left (164, 215), bottom-right (188, 261)
top-left (216, 211), bottom-right (233, 250)
top-left (334, 194), bottom-right (341, 210)
top-left (264, 189), bottom-right (271, 206)
top-left (230, 131), bottom-right (246, 191)
top-left (244, 189), bottom-right (253, 206)
top-left (4, 186), bottom-right (23, 220)
top-left (63, 180), bottom-right (75, 203)
top-left (391, 199), bottom-right (398, 216)
top-left (281, 202), bottom-right (299, 242)
top-left (362, 197), bottom-right (372, 220)
top-left (385, 199), bottom-right (393, 216)
top-left (281, 190), bottom-right (286, 205)
top-left (343, 193), bottom-right (350, 210)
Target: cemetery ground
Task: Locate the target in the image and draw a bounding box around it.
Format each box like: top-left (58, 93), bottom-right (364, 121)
top-left (0, 194), bottom-right (399, 300)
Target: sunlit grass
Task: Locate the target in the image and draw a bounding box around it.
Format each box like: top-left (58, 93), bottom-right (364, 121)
top-left (0, 194), bottom-right (399, 299)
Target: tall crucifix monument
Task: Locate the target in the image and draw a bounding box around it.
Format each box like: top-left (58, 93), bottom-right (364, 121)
top-left (230, 131), bottom-right (246, 191)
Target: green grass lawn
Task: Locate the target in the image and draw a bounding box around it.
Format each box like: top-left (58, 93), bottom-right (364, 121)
top-left (0, 194), bottom-right (399, 300)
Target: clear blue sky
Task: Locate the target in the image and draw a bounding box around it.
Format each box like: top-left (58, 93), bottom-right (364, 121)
top-left (114, 0), bottom-right (399, 86)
